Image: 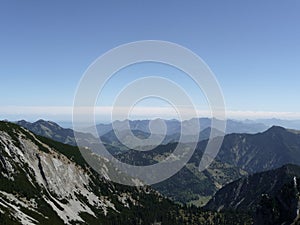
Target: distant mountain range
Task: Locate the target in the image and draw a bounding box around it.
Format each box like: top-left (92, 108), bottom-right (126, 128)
top-left (91, 118), bottom-right (268, 136)
top-left (57, 118), bottom-right (300, 131)
top-left (0, 121), bottom-right (250, 225)
top-left (16, 119), bottom-right (97, 146)
top-left (255, 118), bottom-right (300, 130)
top-left (114, 125), bottom-right (300, 207)
top-left (15, 120), bottom-right (300, 206)
top-left (13, 119), bottom-right (250, 206)
top-left (10, 118), bottom-right (300, 224)
top-left (15, 118), bottom-right (269, 153)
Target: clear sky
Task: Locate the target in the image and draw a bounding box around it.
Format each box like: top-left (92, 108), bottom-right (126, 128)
top-left (1, 0), bottom-right (300, 122)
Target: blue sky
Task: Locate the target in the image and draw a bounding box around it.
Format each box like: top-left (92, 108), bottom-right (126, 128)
top-left (1, 0), bottom-right (300, 121)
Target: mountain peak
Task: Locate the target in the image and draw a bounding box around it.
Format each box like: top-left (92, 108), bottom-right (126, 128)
top-left (206, 163), bottom-right (300, 224)
top-left (265, 125), bottom-right (287, 133)
top-left (34, 119), bottom-right (59, 126)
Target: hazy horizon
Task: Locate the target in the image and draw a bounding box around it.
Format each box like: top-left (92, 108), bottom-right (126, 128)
top-left (1, 1), bottom-right (299, 125)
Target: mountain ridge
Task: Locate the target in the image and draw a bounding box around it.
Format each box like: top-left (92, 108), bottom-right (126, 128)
top-left (205, 164), bottom-right (300, 225)
top-left (214, 125), bottom-right (300, 174)
top-left (0, 120), bottom-right (251, 225)
top-left (15, 119), bottom-right (300, 207)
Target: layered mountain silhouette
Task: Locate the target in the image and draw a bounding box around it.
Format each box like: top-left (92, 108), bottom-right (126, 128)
top-left (92, 118), bottom-right (268, 136)
top-left (15, 120), bottom-right (300, 208)
top-left (16, 119), bottom-right (97, 146)
top-left (0, 121), bottom-right (251, 224)
top-left (215, 126), bottom-right (300, 173)
top-left (11, 118), bottom-right (300, 225)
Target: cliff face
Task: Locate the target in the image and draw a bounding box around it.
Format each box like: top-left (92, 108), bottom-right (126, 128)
top-left (0, 121), bottom-right (178, 225)
top-left (0, 121), bottom-right (141, 224)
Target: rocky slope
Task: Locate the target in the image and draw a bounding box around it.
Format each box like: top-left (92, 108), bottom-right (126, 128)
top-left (0, 121), bottom-right (250, 225)
top-left (15, 120), bottom-right (248, 206)
top-left (16, 120), bottom-right (300, 208)
top-left (205, 164), bottom-right (300, 225)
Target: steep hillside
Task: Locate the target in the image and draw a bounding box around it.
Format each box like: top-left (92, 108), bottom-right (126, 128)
top-left (16, 120), bottom-right (126, 155)
top-left (16, 120), bottom-right (223, 151)
top-left (214, 126), bottom-right (300, 173)
top-left (16, 119), bottom-right (97, 146)
top-left (116, 142), bottom-right (247, 206)
top-left (16, 120), bottom-right (245, 206)
top-left (17, 120), bottom-right (300, 208)
top-left (206, 164), bottom-right (300, 225)
top-left (0, 121), bottom-right (250, 225)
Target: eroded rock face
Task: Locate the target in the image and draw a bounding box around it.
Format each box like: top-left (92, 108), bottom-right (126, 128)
top-left (0, 121), bottom-right (156, 225)
top-left (0, 121), bottom-right (255, 225)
